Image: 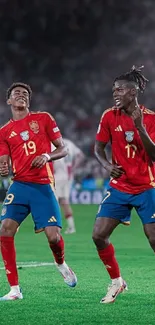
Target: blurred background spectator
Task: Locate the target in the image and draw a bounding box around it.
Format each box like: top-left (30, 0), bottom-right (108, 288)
top-left (0, 0), bottom-right (155, 195)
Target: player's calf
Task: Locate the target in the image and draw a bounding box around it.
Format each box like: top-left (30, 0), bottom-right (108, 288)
top-left (45, 228), bottom-right (77, 287)
top-left (143, 223), bottom-right (155, 252)
top-left (93, 219), bottom-right (127, 303)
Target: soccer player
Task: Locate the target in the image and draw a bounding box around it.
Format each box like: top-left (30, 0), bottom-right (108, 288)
top-left (92, 66), bottom-right (155, 303)
top-left (53, 138), bottom-right (85, 234)
top-left (0, 82), bottom-right (77, 300)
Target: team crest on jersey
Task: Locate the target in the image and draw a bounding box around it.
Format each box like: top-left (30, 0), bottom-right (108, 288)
top-left (1, 206), bottom-right (7, 216)
top-left (125, 131), bottom-right (134, 143)
top-left (20, 131), bottom-right (29, 141)
top-left (29, 121), bottom-right (39, 134)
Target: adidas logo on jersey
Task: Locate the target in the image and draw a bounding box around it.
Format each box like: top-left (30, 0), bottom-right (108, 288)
top-left (48, 216), bottom-right (57, 222)
top-left (115, 125), bottom-right (122, 131)
top-left (9, 131), bottom-right (17, 138)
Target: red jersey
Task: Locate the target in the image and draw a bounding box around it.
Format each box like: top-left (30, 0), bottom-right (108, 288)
top-left (0, 111), bottom-right (62, 184)
top-left (96, 106), bottom-right (155, 194)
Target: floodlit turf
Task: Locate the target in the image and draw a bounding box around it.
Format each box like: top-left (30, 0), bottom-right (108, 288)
top-left (0, 204), bottom-right (155, 325)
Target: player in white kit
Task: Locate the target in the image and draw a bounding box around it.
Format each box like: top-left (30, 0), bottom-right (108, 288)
top-left (53, 139), bottom-right (85, 234)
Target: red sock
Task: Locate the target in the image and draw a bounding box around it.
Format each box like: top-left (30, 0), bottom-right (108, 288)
top-left (49, 236), bottom-right (64, 264)
top-left (65, 214), bottom-right (72, 219)
top-left (97, 243), bottom-right (120, 279)
top-left (0, 236), bottom-right (18, 286)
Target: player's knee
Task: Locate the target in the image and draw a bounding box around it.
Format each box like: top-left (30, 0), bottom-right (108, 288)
top-left (92, 230), bottom-right (108, 247)
top-left (0, 220), bottom-right (16, 237)
top-left (47, 233), bottom-right (60, 245)
top-left (45, 226), bottom-right (61, 244)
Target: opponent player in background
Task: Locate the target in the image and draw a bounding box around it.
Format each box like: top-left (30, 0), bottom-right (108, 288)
top-left (0, 82), bottom-right (77, 300)
top-left (53, 139), bottom-right (85, 234)
top-left (92, 66), bottom-right (155, 303)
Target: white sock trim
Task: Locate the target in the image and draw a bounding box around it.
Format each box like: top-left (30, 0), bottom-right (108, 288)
top-left (66, 216), bottom-right (75, 229)
top-left (11, 285), bottom-right (20, 292)
top-left (112, 277), bottom-right (122, 285)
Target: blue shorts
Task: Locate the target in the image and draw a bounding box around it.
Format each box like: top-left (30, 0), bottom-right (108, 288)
top-left (96, 186), bottom-right (155, 225)
top-left (1, 181), bottom-right (62, 232)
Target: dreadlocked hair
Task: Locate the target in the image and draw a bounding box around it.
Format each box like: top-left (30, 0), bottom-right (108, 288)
top-left (114, 65), bottom-right (149, 92)
top-left (7, 82), bottom-right (32, 100)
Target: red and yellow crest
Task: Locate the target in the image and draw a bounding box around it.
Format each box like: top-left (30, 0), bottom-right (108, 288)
top-left (29, 121), bottom-right (39, 134)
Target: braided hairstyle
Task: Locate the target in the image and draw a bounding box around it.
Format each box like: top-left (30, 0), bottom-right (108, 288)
top-left (114, 65), bottom-right (149, 92)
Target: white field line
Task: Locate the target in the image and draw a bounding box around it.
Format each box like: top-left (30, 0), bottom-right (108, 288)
top-left (0, 262), bottom-right (55, 270)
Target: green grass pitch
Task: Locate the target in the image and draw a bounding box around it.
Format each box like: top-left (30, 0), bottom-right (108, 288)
top-left (0, 204), bottom-right (155, 325)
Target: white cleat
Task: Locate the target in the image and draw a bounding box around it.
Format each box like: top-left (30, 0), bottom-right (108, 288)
top-left (0, 288), bottom-right (23, 301)
top-left (100, 280), bottom-right (127, 304)
top-left (55, 261), bottom-right (77, 287)
top-left (64, 228), bottom-right (76, 234)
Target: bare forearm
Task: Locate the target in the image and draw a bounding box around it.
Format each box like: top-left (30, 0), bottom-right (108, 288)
top-left (94, 144), bottom-right (111, 169)
top-left (48, 146), bottom-right (68, 161)
top-left (138, 126), bottom-right (155, 161)
top-left (94, 140), bottom-right (124, 178)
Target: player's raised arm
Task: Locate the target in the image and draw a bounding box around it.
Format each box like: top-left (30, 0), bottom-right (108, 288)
top-left (131, 107), bottom-right (155, 161)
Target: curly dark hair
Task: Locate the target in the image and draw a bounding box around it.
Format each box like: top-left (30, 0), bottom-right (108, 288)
top-left (7, 82), bottom-right (32, 100)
